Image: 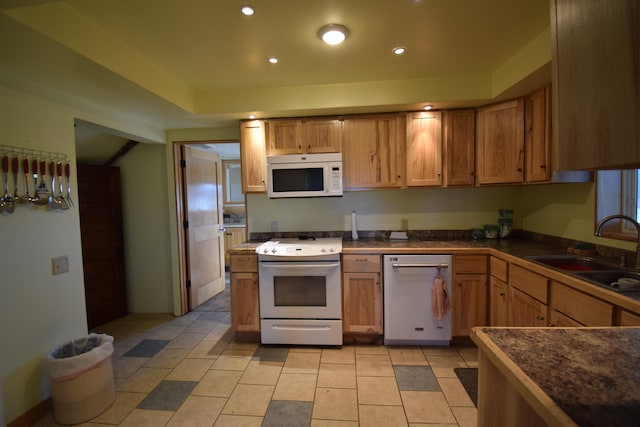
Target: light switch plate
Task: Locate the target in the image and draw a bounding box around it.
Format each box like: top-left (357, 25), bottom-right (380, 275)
top-left (52, 255), bottom-right (69, 275)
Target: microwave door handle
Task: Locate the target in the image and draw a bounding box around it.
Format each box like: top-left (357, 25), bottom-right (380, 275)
top-left (260, 262), bottom-right (341, 269)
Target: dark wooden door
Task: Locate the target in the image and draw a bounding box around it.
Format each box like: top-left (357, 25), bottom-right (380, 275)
top-left (78, 165), bottom-right (127, 329)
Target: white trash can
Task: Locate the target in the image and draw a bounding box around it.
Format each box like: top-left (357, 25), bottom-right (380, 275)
top-left (45, 333), bottom-right (115, 425)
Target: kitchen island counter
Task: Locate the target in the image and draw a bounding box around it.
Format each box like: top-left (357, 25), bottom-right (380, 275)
top-left (471, 326), bottom-right (640, 427)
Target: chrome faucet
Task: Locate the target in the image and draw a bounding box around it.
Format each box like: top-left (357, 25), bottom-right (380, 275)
top-left (595, 214), bottom-right (640, 270)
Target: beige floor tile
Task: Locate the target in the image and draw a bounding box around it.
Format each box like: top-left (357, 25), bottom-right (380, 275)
top-left (401, 391), bottom-right (456, 424)
top-left (355, 345), bottom-right (389, 355)
top-left (90, 391), bottom-right (146, 424)
top-left (187, 340), bottom-right (222, 359)
top-left (273, 373), bottom-right (318, 401)
top-left (166, 333), bottom-right (207, 349)
top-left (355, 354), bottom-right (394, 377)
top-left (240, 360), bottom-right (283, 385)
top-left (113, 356), bottom-right (149, 379)
top-left (118, 408), bottom-right (174, 426)
top-left (166, 358), bottom-right (214, 381)
top-left (438, 377), bottom-right (474, 407)
top-left (310, 420), bottom-right (359, 427)
top-left (117, 367), bottom-right (171, 393)
top-left (457, 346), bottom-right (478, 367)
top-left (144, 348), bottom-right (191, 369)
top-left (192, 369), bottom-right (242, 397)
top-left (222, 384), bottom-right (274, 416)
top-left (214, 414), bottom-right (264, 427)
top-left (431, 367), bottom-right (458, 378)
top-left (203, 324), bottom-right (232, 342)
top-left (357, 376), bottom-right (402, 405)
top-left (317, 363), bottom-right (357, 389)
top-left (288, 346), bottom-right (322, 353)
top-left (225, 341), bottom-right (259, 352)
top-left (321, 346), bottom-right (355, 364)
top-left (211, 349), bottom-right (254, 370)
top-left (425, 354), bottom-right (467, 368)
top-left (312, 388), bottom-right (358, 421)
top-left (451, 406), bottom-right (478, 427)
top-left (421, 347), bottom-right (460, 356)
top-left (282, 351), bottom-right (321, 374)
top-left (146, 325), bottom-right (186, 340)
top-left (185, 319), bottom-right (221, 334)
top-left (358, 404), bottom-right (408, 427)
top-left (166, 395), bottom-right (226, 427)
top-left (388, 347), bottom-right (429, 366)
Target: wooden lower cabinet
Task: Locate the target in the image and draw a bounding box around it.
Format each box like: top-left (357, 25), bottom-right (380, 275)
top-left (549, 309), bottom-right (582, 327)
top-left (453, 255), bottom-right (488, 336)
top-left (489, 276), bottom-right (509, 326)
top-left (550, 281), bottom-right (613, 326)
top-left (230, 254), bottom-right (260, 333)
top-left (342, 255), bottom-right (383, 335)
top-left (509, 287), bottom-right (547, 327)
top-left (620, 310), bottom-right (640, 326)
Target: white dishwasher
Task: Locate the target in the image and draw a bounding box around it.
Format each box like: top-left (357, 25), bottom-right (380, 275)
top-left (383, 254), bottom-right (453, 345)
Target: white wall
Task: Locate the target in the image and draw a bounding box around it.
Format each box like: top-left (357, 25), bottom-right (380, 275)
top-left (0, 85), bottom-right (87, 424)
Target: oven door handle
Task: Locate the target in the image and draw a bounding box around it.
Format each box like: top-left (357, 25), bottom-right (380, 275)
top-left (391, 263), bottom-right (449, 268)
top-left (260, 262), bottom-right (341, 269)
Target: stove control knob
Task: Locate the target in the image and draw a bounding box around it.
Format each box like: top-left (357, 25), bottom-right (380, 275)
top-left (329, 247), bottom-right (335, 252)
top-left (321, 248), bottom-right (327, 253)
top-left (271, 248), bottom-right (278, 253)
top-left (262, 248), bottom-right (269, 254)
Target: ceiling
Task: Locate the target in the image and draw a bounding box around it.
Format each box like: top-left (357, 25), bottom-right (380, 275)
top-left (0, 0), bottom-right (552, 141)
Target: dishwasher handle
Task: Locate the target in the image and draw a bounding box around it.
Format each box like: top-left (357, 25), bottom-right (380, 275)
top-left (390, 263), bottom-right (449, 269)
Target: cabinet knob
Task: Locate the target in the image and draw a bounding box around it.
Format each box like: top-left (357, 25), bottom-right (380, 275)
top-left (517, 168), bottom-right (523, 172)
top-left (540, 165), bottom-right (547, 169)
top-left (536, 315), bottom-right (545, 321)
top-left (499, 292), bottom-right (505, 297)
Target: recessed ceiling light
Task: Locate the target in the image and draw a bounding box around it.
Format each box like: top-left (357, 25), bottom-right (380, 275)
top-left (267, 57), bottom-right (279, 64)
top-left (423, 105), bottom-right (433, 110)
top-left (248, 114), bottom-right (256, 119)
top-left (392, 47), bottom-right (406, 55)
top-left (318, 24), bottom-right (350, 45)
top-left (240, 5), bottom-right (255, 16)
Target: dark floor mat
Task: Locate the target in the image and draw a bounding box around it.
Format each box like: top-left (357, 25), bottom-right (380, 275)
top-left (454, 367), bottom-right (478, 407)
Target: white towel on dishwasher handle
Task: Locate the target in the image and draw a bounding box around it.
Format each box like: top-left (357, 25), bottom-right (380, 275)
top-left (432, 274), bottom-right (450, 320)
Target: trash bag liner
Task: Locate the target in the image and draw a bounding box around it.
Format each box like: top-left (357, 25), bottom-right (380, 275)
top-left (45, 333), bottom-right (114, 381)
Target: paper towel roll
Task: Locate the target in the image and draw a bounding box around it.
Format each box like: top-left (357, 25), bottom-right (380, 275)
top-left (351, 211), bottom-right (359, 240)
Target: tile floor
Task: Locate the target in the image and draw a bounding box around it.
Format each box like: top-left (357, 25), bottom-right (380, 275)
top-left (35, 284), bottom-right (478, 427)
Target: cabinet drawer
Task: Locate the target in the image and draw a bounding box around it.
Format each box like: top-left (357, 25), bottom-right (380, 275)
top-left (454, 255), bottom-right (487, 274)
top-left (342, 255), bottom-right (381, 273)
top-left (490, 256), bottom-right (508, 282)
top-left (550, 282), bottom-right (613, 326)
top-left (230, 254), bottom-right (258, 272)
top-left (509, 264), bottom-right (548, 303)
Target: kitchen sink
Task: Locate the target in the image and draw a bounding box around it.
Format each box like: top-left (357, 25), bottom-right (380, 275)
top-left (526, 255), bottom-right (618, 271)
top-left (573, 270), bottom-right (640, 292)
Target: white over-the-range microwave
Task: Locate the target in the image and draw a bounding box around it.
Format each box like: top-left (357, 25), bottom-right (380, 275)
top-left (267, 152), bottom-right (343, 198)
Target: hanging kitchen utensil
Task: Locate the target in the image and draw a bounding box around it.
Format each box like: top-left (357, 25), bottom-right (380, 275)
top-left (20, 158), bottom-right (33, 203)
top-left (2, 155), bottom-right (14, 213)
top-left (0, 155), bottom-right (7, 213)
top-left (12, 156), bottom-right (22, 205)
top-left (47, 161), bottom-right (64, 209)
top-left (56, 162), bottom-right (69, 210)
top-left (33, 160), bottom-right (49, 205)
top-left (64, 162), bottom-right (74, 207)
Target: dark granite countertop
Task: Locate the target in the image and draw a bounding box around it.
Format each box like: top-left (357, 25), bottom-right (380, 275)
top-left (473, 327), bottom-right (640, 427)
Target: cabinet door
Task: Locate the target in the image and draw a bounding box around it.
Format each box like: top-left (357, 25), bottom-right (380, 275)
top-left (231, 272), bottom-right (260, 332)
top-left (267, 119), bottom-right (303, 154)
top-left (549, 309), bottom-right (583, 327)
top-left (342, 272), bottom-right (383, 334)
top-left (224, 228), bottom-right (246, 264)
top-left (343, 114), bottom-right (403, 189)
top-left (509, 287), bottom-right (547, 327)
top-left (453, 273), bottom-right (487, 336)
top-left (476, 99), bottom-right (525, 184)
top-left (620, 311), bottom-right (640, 326)
top-left (552, 0), bottom-right (640, 170)
top-left (489, 276), bottom-right (509, 326)
top-left (303, 117), bottom-right (343, 153)
top-left (406, 111), bottom-right (442, 187)
top-left (444, 109), bottom-right (475, 186)
top-left (239, 120), bottom-right (267, 192)
top-left (525, 86), bottom-right (551, 183)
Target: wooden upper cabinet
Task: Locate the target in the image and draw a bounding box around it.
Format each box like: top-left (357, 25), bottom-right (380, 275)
top-left (405, 111), bottom-right (443, 187)
top-left (266, 117), bottom-right (342, 155)
top-left (525, 86), bottom-right (551, 183)
top-left (476, 99), bottom-right (525, 185)
top-left (343, 113), bottom-right (404, 189)
top-left (552, 0), bottom-right (640, 170)
top-left (443, 109), bottom-right (476, 186)
top-left (239, 120), bottom-right (267, 193)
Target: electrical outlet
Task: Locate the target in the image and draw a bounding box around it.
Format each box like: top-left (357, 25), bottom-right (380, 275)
top-left (401, 218), bottom-right (409, 231)
top-left (52, 255), bottom-right (69, 275)
top-left (271, 221), bottom-right (278, 232)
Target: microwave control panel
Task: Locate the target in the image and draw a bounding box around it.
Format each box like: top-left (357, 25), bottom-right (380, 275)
top-left (330, 166), bottom-right (342, 191)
